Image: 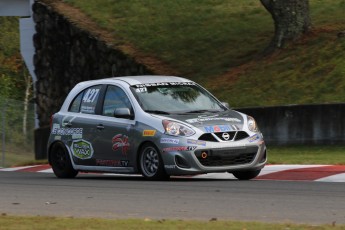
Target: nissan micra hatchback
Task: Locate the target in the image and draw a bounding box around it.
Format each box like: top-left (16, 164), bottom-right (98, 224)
top-left (48, 76), bottom-right (267, 180)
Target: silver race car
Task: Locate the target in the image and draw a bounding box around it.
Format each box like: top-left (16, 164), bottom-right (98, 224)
top-left (48, 76), bottom-right (267, 180)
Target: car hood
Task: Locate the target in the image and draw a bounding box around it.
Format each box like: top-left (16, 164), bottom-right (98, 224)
top-left (162, 110), bottom-right (245, 132)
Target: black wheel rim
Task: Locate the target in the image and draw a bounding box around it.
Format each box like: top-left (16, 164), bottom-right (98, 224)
top-left (141, 147), bottom-right (159, 177)
top-left (52, 147), bottom-right (67, 170)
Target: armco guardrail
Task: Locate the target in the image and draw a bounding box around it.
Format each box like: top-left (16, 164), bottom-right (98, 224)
top-left (237, 103), bottom-right (345, 145)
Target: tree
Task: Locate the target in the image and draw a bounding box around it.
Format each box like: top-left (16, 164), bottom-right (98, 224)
top-left (260, 0), bottom-right (312, 53)
top-left (22, 71), bottom-right (32, 138)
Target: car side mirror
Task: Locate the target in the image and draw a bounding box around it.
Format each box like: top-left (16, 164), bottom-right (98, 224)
top-left (221, 102), bottom-right (230, 109)
top-left (113, 108), bottom-right (133, 119)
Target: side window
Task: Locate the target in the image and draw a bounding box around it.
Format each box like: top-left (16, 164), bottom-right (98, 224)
top-left (80, 85), bottom-right (102, 114)
top-left (103, 85), bottom-right (132, 117)
top-left (68, 92), bottom-right (84, 112)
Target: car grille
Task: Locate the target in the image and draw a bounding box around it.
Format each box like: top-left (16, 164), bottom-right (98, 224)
top-left (198, 133), bottom-right (217, 142)
top-left (198, 131), bottom-right (249, 142)
top-left (194, 146), bottom-right (258, 167)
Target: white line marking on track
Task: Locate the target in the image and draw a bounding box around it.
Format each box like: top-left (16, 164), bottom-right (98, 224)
top-left (259, 165), bottom-right (330, 176)
top-left (315, 173), bottom-right (345, 183)
top-left (0, 165), bottom-right (38, 171)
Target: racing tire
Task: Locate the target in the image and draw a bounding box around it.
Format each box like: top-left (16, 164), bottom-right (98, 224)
top-left (139, 143), bottom-right (169, 180)
top-left (50, 142), bottom-right (78, 178)
top-left (232, 169), bottom-right (261, 180)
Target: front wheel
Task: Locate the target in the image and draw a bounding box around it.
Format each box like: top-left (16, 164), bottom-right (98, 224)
top-left (50, 142), bottom-right (78, 178)
top-left (232, 169), bottom-right (261, 180)
top-left (139, 143), bottom-right (169, 180)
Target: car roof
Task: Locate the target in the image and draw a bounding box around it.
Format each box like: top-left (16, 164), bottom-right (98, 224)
top-left (114, 75), bottom-right (192, 85)
top-left (75, 75), bottom-right (194, 89)
top-left (61, 75), bottom-right (195, 112)
top-left (74, 75), bottom-right (193, 89)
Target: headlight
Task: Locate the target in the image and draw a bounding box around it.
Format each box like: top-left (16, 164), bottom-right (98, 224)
top-left (247, 116), bottom-right (259, 132)
top-left (162, 120), bottom-right (195, 137)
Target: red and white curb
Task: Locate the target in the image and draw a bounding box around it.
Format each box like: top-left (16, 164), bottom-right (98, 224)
top-left (1, 164), bottom-right (345, 182)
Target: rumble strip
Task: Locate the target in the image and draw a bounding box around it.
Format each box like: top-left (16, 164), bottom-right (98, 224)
top-left (1, 164), bottom-right (345, 182)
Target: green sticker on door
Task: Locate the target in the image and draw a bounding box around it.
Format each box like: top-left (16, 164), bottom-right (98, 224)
top-left (71, 139), bottom-right (94, 159)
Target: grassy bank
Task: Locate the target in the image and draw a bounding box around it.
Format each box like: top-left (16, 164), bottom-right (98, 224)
top-left (0, 216), bottom-right (344, 230)
top-left (63, 0), bottom-right (345, 107)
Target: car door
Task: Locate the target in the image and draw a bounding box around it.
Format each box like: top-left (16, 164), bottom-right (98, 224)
top-left (90, 84), bottom-right (136, 168)
top-left (65, 84), bottom-right (104, 166)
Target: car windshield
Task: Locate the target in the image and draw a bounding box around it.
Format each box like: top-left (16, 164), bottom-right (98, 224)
top-left (130, 82), bottom-right (225, 114)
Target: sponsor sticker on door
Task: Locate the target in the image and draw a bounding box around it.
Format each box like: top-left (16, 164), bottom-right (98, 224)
top-left (71, 139), bottom-right (94, 159)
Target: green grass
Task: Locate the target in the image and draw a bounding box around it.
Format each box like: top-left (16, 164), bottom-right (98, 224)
top-left (62, 0), bottom-right (345, 107)
top-left (268, 145), bottom-right (345, 165)
top-left (209, 27), bottom-right (345, 107)
top-left (63, 0), bottom-right (273, 82)
top-left (0, 216), bottom-right (344, 230)
top-left (0, 143), bottom-right (35, 168)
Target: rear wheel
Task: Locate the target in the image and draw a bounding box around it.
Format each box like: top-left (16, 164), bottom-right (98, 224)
top-left (232, 169), bottom-right (261, 180)
top-left (50, 142), bottom-right (78, 178)
top-left (139, 143), bottom-right (169, 180)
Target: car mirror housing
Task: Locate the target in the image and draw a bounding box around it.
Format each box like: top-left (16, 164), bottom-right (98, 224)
top-left (113, 108), bottom-right (133, 119)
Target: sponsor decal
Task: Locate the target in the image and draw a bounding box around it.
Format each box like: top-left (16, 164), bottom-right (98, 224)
top-left (143, 130), bottom-right (156, 136)
top-left (80, 105), bottom-right (96, 114)
top-left (96, 159), bottom-right (129, 167)
top-left (163, 146), bottom-right (197, 152)
top-left (133, 82), bottom-right (195, 88)
top-left (164, 165), bottom-right (176, 169)
top-left (204, 125), bottom-right (232, 133)
top-left (121, 160), bottom-right (130, 167)
top-left (187, 139), bottom-right (206, 146)
top-left (71, 139), bottom-right (94, 159)
top-left (54, 136), bottom-right (61, 141)
top-left (112, 134), bottom-right (130, 155)
top-left (160, 138), bottom-right (180, 144)
top-left (186, 116), bottom-right (241, 124)
top-left (51, 127), bottom-right (83, 139)
top-left (248, 134), bottom-right (260, 142)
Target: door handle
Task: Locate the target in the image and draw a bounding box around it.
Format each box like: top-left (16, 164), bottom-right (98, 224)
top-left (96, 124), bottom-right (104, 130)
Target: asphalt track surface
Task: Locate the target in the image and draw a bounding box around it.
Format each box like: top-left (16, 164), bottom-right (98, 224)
top-left (1, 167), bottom-right (345, 224)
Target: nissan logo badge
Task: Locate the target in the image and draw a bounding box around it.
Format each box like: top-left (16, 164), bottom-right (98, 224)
top-left (222, 132), bottom-right (230, 140)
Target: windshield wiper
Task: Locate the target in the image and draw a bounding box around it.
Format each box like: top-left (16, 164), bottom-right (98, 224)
top-left (144, 110), bottom-right (171, 115)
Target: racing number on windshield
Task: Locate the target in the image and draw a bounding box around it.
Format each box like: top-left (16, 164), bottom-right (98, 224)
top-left (83, 88), bottom-right (100, 103)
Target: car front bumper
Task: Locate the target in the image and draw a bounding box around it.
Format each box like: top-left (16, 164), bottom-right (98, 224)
top-left (160, 138), bottom-right (267, 175)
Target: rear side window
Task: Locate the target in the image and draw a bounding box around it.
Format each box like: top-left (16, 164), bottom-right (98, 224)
top-left (69, 92), bottom-right (84, 112)
top-left (68, 85), bottom-right (102, 114)
top-left (80, 85), bottom-right (102, 114)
